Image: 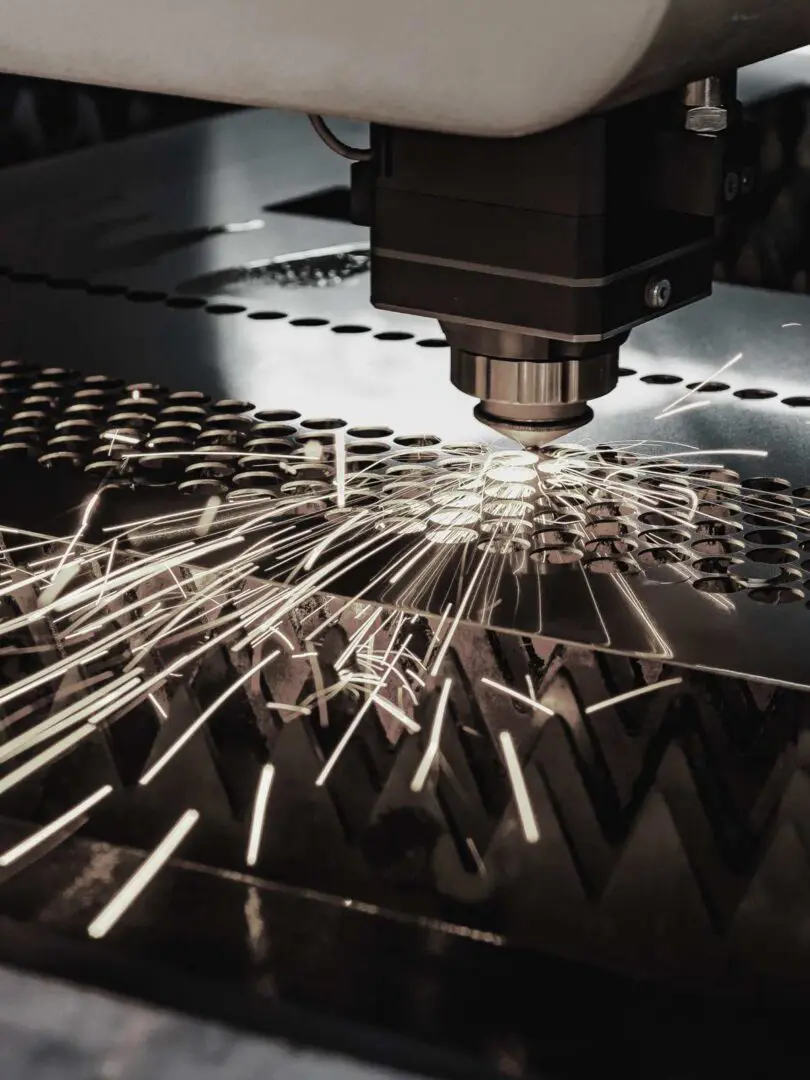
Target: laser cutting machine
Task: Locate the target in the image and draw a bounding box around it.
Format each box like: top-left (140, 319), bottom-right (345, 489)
top-left (2, 0), bottom-right (808, 446)
top-left (0, 7), bottom-right (810, 1080)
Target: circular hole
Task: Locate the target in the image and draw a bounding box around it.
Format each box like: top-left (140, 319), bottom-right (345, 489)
top-left (300, 417), bottom-right (347, 431)
top-left (640, 374), bottom-right (683, 385)
top-left (394, 434), bottom-right (442, 448)
top-left (481, 518), bottom-right (532, 537)
top-left (782, 397), bottom-right (810, 408)
top-left (127, 290), bottom-right (168, 303)
top-left (429, 508), bottom-right (480, 528)
top-left (168, 390), bottom-right (209, 404)
top-left (206, 413), bottom-right (253, 431)
top-left (480, 538), bottom-right (530, 556)
top-left (290, 317), bottom-right (329, 328)
top-left (694, 556), bottom-right (739, 574)
top-left (416, 338), bottom-right (449, 348)
top-left (178, 478), bottom-right (229, 496)
top-left (746, 546), bottom-right (799, 565)
top-left (587, 557), bottom-right (637, 575)
top-left (347, 426), bottom-right (393, 440)
top-left (232, 470), bottom-right (280, 489)
top-left (692, 537), bottom-right (745, 554)
top-left (165, 296), bottom-right (207, 309)
top-left (588, 519), bottom-right (630, 538)
top-left (85, 283), bottom-right (127, 296)
top-left (618, 367), bottom-right (636, 377)
top-left (696, 519), bottom-right (743, 538)
top-left (639, 527), bottom-right (691, 545)
top-left (531, 545), bottom-right (583, 565)
top-left (585, 538), bottom-right (634, 556)
top-left (331, 324), bottom-right (371, 334)
top-left (38, 450), bottom-right (84, 468)
top-left (637, 546), bottom-right (690, 566)
top-left (697, 501), bottom-right (740, 520)
top-left (793, 486), bottom-right (810, 500)
top-left (693, 576), bottom-right (744, 594)
top-left (211, 398), bottom-right (254, 413)
top-left (748, 586), bottom-right (804, 605)
top-left (744, 528), bottom-right (797, 545)
top-left (743, 512), bottom-right (795, 529)
top-left (392, 450), bottom-right (440, 465)
top-left (734, 388), bottom-right (777, 400)
top-left (374, 331), bottom-right (414, 341)
top-left (248, 424), bottom-right (297, 440)
top-left (742, 476), bottom-right (791, 493)
top-left (254, 409), bottom-right (301, 423)
top-left (486, 482), bottom-right (534, 501)
top-left (184, 460), bottom-right (234, 479)
top-left (206, 303), bottom-right (247, 315)
top-left (348, 441), bottom-right (390, 456)
top-left (247, 311), bottom-right (287, 321)
top-left (685, 381), bottom-right (729, 393)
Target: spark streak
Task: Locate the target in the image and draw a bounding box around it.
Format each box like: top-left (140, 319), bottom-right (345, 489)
top-left (410, 677), bottom-right (452, 793)
top-left (87, 809), bottom-right (199, 939)
top-left (499, 731), bottom-right (540, 843)
top-left (0, 785), bottom-right (113, 867)
top-left (584, 676), bottom-right (683, 715)
top-left (246, 764), bottom-right (274, 867)
top-left (480, 677), bottom-right (555, 717)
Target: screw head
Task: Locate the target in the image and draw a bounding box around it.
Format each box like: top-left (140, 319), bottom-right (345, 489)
top-left (645, 278), bottom-right (672, 311)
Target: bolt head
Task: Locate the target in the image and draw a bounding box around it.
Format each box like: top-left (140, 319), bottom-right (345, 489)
top-left (685, 106), bottom-right (728, 134)
top-left (645, 278), bottom-right (672, 311)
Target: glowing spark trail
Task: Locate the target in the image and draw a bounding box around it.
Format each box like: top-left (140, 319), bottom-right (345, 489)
top-left (659, 352), bottom-right (742, 416)
top-left (584, 676), bottom-right (683, 715)
top-left (499, 731), bottom-right (540, 843)
top-left (0, 785), bottom-right (113, 867)
top-left (480, 677), bottom-right (556, 717)
top-left (246, 764), bottom-right (275, 868)
top-left (87, 809), bottom-right (199, 939)
top-left (139, 651), bottom-right (281, 785)
top-left (411, 677), bottom-right (453, 793)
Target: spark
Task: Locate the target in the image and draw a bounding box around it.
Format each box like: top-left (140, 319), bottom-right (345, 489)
top-left (584, 675), bottom-right (683, 715)
top-left (246, 764), bottom-right (275, 867)
top-left (49, 490), bottom-right (101, 585)
top-left (411, 677), bottom-right (452, 793)
top-left (654, 400), bottom-right (713, 421)
top-left (0, 785), bottom-right (113, 867)
top-left (334, 428), bottom-right (346, 509)
top-left (266, 702), bottom-right (310, 716)
top-left (658, 352), bottom-right (742, 416)
top-left (0, 723), bottom-right (97, 798)
top-left (139, 650), bottom-right (281, 785)
top-left (316, 636), bottom-right (413, 786)
top-left (291, 651), bottom-right (317, 659)
top-left (782, 322), bottom-right (802, 328)
top-left (194, 495), bottom-right (222, 537)
top-left (480, 677), bottom-right (555, 717)
top-left (148, 693), bottom-right (167, 720)
top-left (499, 731), bottom-right (540, 843)
top-left (87, 809), bottom-right (199, 939)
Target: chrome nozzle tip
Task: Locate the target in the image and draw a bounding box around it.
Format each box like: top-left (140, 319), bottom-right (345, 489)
top-left (474, 402), bottom-right (593, 448)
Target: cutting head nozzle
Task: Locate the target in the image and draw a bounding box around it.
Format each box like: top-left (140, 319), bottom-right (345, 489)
top-left (473, 401), bottom-right (594, 448)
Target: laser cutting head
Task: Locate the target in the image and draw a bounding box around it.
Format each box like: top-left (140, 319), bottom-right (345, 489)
top-left (446, 331), bottom-right (621, 448)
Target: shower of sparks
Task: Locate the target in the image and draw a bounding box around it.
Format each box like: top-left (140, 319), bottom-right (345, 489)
top-left (0, 411), bottom-right (782, 929)
top-left (410, 677), bottom-right (452, 793)
top-left (584, 676), bottom-right (683, 715)
top-left (0, 785), bottom-right (113, 867)
top-left (246, 764), bottom-right (275, 867)
top-left (87, 809), bottom-right (200, 939)
top-left (499, 731), bottom-right (540, 844)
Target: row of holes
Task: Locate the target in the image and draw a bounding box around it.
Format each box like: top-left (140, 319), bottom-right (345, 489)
top-left (0, 270), bottom-right (450, 347)
top-left (618, 367), bottom-right (808, 406)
